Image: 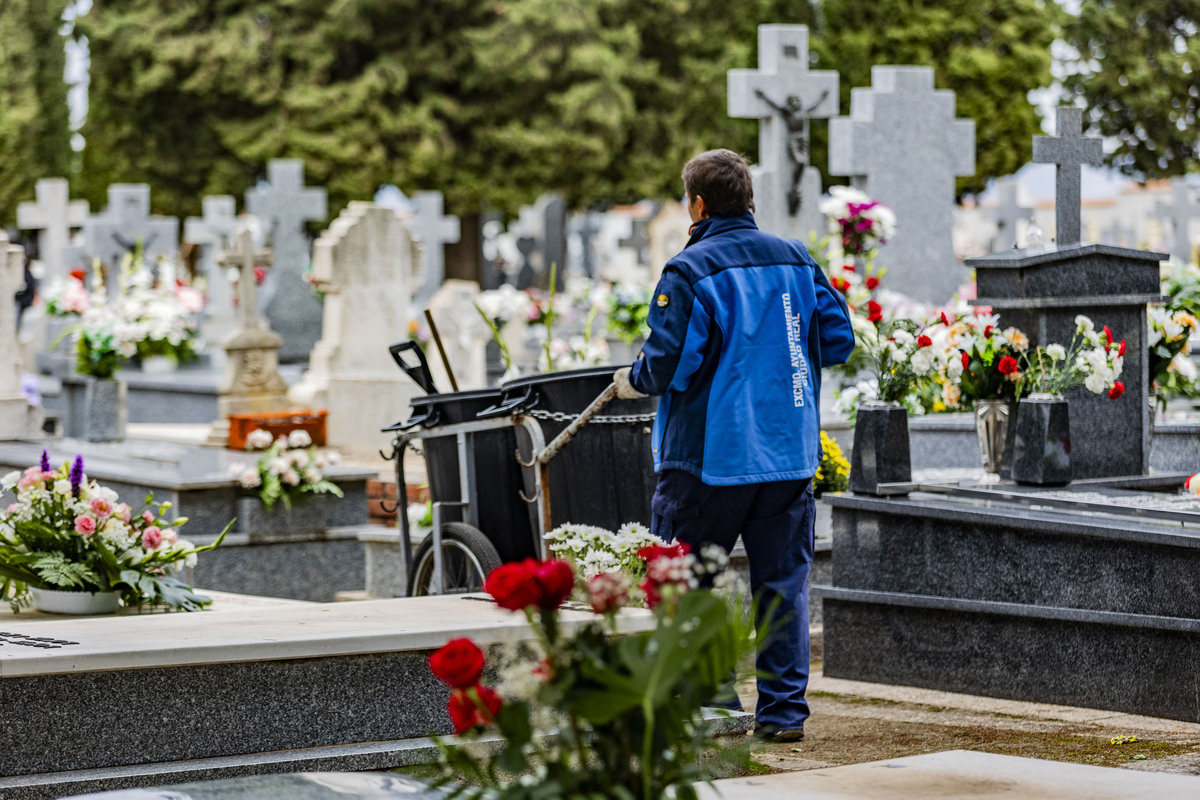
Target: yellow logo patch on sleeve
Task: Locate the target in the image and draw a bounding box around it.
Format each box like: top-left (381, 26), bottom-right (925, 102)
top-left (656, 293), bottom-right (669, 308)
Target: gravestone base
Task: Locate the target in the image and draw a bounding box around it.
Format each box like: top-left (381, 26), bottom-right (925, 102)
top-left (0, 397), bottom-right (43, 440)
top-left (819, 482), bottom-right (1200, 722)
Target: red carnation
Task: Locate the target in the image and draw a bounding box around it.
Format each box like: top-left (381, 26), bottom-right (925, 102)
top-left (917, 334), bottom-right (932, 348)
top-left (1108, 381), bottom-right (1125, 399)
top-left (637, 541), bottom-right (690, 562)
top-left (1103, 325), bottom-right (1113, 345)
top-left (865, 276), bottom-right (880, 290)
top-left (484, 559), bottom-right (543, 610)
top-left (69, 269), bottom-right (86, 282)
top-left (843, 262), bottom-right (856, 272)
top-left (941, 311), bottom-right (951, 326)
top-left (1118, 339), bottom-right (1126, 356)
top-left (447, 685), bottom-right (503, 734)
top-left (961, 351), bottom-right (970, 369)
top-left (532, 559), bottom-right (575, 610)
top-left (831, 277), bottom-right (851, 293)
top-left (429, 638), bottom-right (486, 689)
top-left (867, 300), bottom-right (883, 323)
top-left (998, 356), bottom-right (1019, 375)
top-left (983, 325), bottom-right (994, 339)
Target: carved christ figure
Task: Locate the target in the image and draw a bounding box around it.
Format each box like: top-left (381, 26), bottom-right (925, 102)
top-left (754, 88), bottom-right (830, 216)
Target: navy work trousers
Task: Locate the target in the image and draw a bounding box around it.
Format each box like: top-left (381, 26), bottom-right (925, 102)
top-left (649, 469), bottom-right (815, 729)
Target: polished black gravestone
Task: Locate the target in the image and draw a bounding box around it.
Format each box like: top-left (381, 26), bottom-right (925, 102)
top-left (819, 479), bottom-right (1200, 722)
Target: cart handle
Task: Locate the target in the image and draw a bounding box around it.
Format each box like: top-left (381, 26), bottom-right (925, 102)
top-left (477, 385), bottom-right (537, 419)
top-left (537, 382), bottom-right (619, 465)
top-left (381, 406), bottom-right (441, 433)
top-left (389, 341), bottom-right (439, 394)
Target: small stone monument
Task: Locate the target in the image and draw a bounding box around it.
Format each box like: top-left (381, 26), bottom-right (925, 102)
top-left (408, 190), bottom-right (461, 313)
top-left (647, 200), bottom-right (692, 285)
top-left (0, 235), bottom-right (44, 438)
top-left (1156, 177), bottom-right (1200, 263)
top-left (426, 280), bottom-right (488, 391)
top-left (829, 66), bottom-right (976, 303)
top-left (184, 195), bottom-right (240, 358)
top-left (16, 178), bottom-right (89, 284)
top-left (245, 159), bottom-right (328, 363)
top-left (206, 227), bottom-right (290, 447)
top-left (289, 203), bottom-right (424, 457)
top-left (728, 24), bottom-right (838, 243)
top-left (83, 184), bottom-right (180, 274)
top-left (967, 107), bottom-right (1163, 479)
top-left (510, 194), bottom-right (567, 290)
top-left (982, 177), bottom-right (1033, 252)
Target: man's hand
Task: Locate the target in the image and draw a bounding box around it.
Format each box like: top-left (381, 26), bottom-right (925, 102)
top-left (613, 367), bottom-right (647, 399)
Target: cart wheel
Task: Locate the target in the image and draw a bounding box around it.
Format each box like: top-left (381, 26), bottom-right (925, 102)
top-left (408, 522), bottom-right (503, 597)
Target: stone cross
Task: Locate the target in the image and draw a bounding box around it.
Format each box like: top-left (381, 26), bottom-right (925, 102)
top-left (982, 178), bottom-right (1032, 251)
top-left (829, 66), bottom-right (976, 303)
top-left (728, 25), bottom-right (838, 241)
top-left (408, 190), bottom-right (461, 312)
top-left (244, 159), bottom-right (328, 362)
top-left (1156, 177), bottom-right (1200, 263)
top-left (83, 184), bottom-right (179, 273)
top-left (0, 234), bottom-right (42, 437)
top-left (619, 211), bottom-right (653, 267)
top-left (16, 178), bottom-right (89, 283)
top-left (1032, 107), bottom-right (1103, 247)
top-left (217, 227), bottom-right (271, 330)
top-left (571, 212), bottom-right (603, 277)
top-left (184, 195), bottom-right (239, 331)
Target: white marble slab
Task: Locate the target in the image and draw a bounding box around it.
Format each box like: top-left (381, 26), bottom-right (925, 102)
top-left (0, 594), bottom-right (652, 678)
top-left (702, 750), bottom-right (1200, 799)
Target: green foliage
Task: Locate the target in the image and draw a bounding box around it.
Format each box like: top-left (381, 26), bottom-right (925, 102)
top-left (810, 0), bottom-right (1062, 196)
top-left (1062, 0), bottom-right (1200, 179)
top-left (0, 0), bottom-right (72, 223)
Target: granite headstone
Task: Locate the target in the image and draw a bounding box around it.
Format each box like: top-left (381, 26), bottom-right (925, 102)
top-left (16, 178), bottom-right (89, 284)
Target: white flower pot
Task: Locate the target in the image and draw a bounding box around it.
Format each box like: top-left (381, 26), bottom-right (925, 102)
top-left (30, 587), bottom-right (121, 615)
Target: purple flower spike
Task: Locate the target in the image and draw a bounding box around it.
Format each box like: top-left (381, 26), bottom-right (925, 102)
top-left (40, 449), bottom-right (50, 474)
top-left (70, 455), bottom-right (84, 497)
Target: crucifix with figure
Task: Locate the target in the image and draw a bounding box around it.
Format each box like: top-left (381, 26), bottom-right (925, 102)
top-left (727, 25), bottom-right (838, 242)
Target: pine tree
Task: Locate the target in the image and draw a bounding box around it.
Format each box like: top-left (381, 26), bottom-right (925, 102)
top-left (0, 0), bottom-right (72, 224)
top-left (1062, 0), bottom-right (1200, 179)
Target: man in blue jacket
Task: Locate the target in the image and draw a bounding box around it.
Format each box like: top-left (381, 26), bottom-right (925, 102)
top-left (614, 149), bottom-right (855, 742)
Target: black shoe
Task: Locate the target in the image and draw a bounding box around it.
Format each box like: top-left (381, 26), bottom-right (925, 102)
top-left (752, 722), bottom-right (805, 743)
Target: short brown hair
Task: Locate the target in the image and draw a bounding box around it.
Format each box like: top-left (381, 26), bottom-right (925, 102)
top-left (682, 149), bottom-right (755, 216)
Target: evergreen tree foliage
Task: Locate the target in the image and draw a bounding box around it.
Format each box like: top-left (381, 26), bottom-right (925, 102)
top-left (1062, 0), bottom-right (1200, 179)
top-left (0, 0), bottom-right (72, 224)
top-left (811, 0), bottom-right (1062, 196)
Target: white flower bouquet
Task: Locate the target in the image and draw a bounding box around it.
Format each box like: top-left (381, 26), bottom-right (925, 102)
top-left (1014, 315), bottom-right (1126, 399)
top-left (229, 429), bottom-right (344, 510)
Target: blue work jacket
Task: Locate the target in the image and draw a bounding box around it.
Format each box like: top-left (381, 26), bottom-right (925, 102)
top-left (629, 212), bottom-right (855, 485)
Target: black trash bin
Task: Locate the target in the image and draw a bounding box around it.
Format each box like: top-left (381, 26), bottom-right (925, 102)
top-left (480, 365), bottom-right (657, 532)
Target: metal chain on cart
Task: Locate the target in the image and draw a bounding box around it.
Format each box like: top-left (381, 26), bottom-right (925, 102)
top-left (527, 409), bottom-right (656, 424)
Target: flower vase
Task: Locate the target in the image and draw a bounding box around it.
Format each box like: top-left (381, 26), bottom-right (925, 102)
top-left (1010, 394), bottom-right (1072, 486)
top-left (849, 401), bottom-right (911, 495)
top-left (30, 587), bottom-right (121, 615)
top-left (974, 399), bottom-right (1011, 483)
top-left (82, 377), bottom-right (127, 442)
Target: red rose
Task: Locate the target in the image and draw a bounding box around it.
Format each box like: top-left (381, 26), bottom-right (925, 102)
top-left (998, 356), bottom-right (1019, 375)
top-left (865, 276), bottom-right (880, 290)
top-left (429, 638), bottom-right (486, 689)
top-left (1108, 381), bottom-right (1125, 399)
top-left (917, 334), bottom-right (932, 348)
top-left (1103, 325), bottom-right (1113, 345)
top-left (941, 311), bottom-right (951, 326)
top-left (961, 351), bottom-right (970, 369)
top-left (1118, 339), bottom-right (1126, 356)
top-left (533, 559), bottom-right (575, 609)
top-left (447, 685), bottom-right (503, 734)
top-left (637, 541), bottom-right (690, 562)
top-left (484, 559), bottom-right (543, 610)
top-left (867, 300), bottom-right (883, 323)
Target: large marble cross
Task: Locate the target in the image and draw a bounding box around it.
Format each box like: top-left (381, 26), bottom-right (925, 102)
top-left (16, 179), bottom-right (89, 283)
top-left (1032, 107), bottom-right (1103, 247)
top-left (184, 196), bottom-right (239, 319)
top-left (217, 227), bottom-right (272, 330)
top-left (829, 66), bottom-right (975, 303)
top-left (728, 24), bottom-right (838, 241)
top-left (245, 159), bottom-right (327, 361)
top-left (1156, 177), bottom-right (1200, 262)
top-left (982, 178), bottom-right (1033, 251)
top-left (409, 190), bottom-right (461, 311)
top-left (83, 184), bottom-right (179, 272)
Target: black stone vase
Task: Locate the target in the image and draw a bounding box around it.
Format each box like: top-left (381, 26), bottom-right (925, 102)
top-left (1011, 394), bottom-right (1072, 486)
top-left (849, 401), bottom-right (911, 495)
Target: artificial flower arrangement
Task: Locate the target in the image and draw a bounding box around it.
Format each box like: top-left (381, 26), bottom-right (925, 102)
top-left (924, 311), bottom-right (1029, 409)
top-left (119, 255), bottom-right (203, 366)
top-left (1013, 315), bottom-right (1126, 400)
top-left (814, 430), bottom-right (850, 495)
top-left (227, 429), bottom-right (344, 510)
top-left (426, 543), bottom-right (754, 800)
top-left (1147, 305), bottom-right (1199, 405)
top-left (819, 186), bottom-right (897, 259)
top-left (0, 452), bottom-right (227, 612)
top-left (42, 275), bottom-right (92, 317)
